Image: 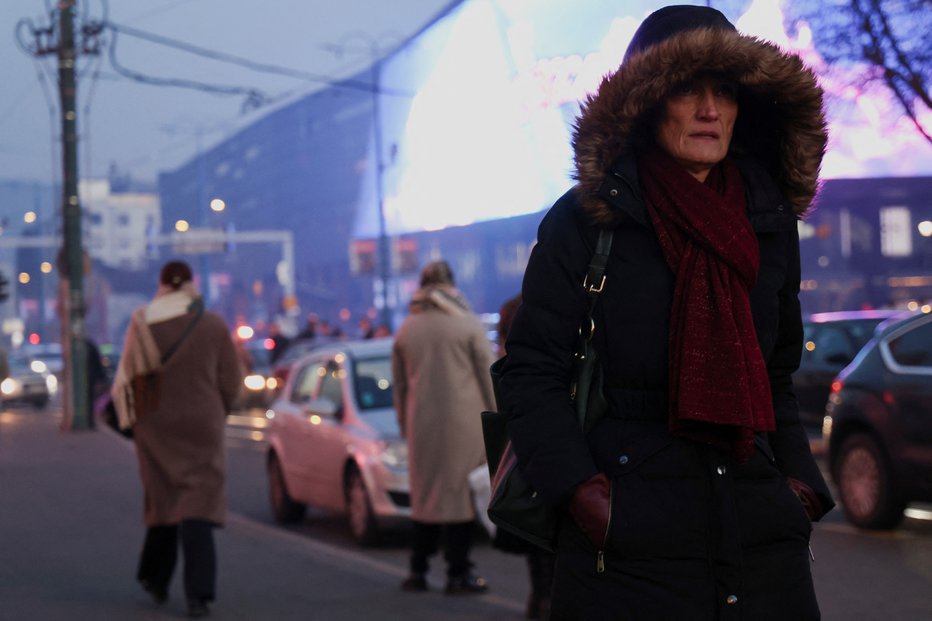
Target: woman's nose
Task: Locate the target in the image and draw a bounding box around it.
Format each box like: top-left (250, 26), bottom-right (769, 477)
top-left (696, 87), bottom-right (721, 119)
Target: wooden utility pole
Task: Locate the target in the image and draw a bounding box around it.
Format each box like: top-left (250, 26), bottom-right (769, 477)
top-left (58, 0), bottom-right (90, 430)
top-left (18, 1), bottom-right (101, 430)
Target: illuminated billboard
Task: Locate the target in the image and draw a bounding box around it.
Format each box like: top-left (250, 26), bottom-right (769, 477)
top-left (353, 0), bottom-right (932, 238)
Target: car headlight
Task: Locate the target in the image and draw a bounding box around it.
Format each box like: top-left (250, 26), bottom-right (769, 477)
top-left (30, 360), bottom-right (48, 373)
top-left (45, 374), bottom-right (58, 394)
top-left (244, 374), bottom-right (266, 391)
top-left (379, 440), bottom-right (408, 469)
top-left (1, 377), bottom-right (21, 396)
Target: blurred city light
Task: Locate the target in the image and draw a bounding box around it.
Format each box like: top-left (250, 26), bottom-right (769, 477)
top-left (210, 198), bottom-right (226, 212)
top-left (175, 219), bottom-right (190, 232)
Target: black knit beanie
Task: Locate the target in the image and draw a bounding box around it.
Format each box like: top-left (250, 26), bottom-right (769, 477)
top-left (624, 5), bottom-right (736, 60)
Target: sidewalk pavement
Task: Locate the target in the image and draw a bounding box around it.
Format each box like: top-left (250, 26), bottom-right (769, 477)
top-left (0, 408), bottom-right (524, 621)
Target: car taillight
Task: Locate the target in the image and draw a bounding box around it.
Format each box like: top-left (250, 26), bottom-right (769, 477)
top-left (830, 379), bottom-right (843, 395)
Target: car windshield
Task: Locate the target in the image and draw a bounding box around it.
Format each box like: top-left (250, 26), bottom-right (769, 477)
top-left (8, 355), bottom-right (38, 374)
top-left (353, 356), bottom-right (393, 411)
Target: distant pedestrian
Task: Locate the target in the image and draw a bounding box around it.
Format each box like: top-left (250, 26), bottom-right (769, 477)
top-left (85, 338), bottom-right (106, 429)
top-left (392, 260), bottom-right (496, 595)
top-left (111, 260), bottom-right (243, 618)
top-left (267, 321), bottom-right (290, 365)
top-left (296, 313), bottom-right (319, 340)
top-left (494, 292), bottom-right (556, 620)
top-left (358, 316), bottom-right (376, 339)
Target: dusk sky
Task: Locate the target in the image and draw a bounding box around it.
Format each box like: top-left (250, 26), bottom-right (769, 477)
top-left (1, 0), bottom-right (455, 184)
top-left (2, 0), bottom-right (930, 189)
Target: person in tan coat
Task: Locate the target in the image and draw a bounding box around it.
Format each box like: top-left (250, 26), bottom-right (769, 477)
top-left (391, 260), bottom-right (496, 595)
top-left (112, 261), bottom-right (243, 618)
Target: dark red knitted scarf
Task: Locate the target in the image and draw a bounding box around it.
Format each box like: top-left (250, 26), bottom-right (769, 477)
top-left (640, 149), bottom-right (775, 461)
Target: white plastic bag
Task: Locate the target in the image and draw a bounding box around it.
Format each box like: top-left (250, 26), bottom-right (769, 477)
top-left (469, 464), bottom-right (496, 538)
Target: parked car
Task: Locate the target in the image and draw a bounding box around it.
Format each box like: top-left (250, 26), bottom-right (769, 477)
top-left (268, 336), bottom-right (333, 389)
top-left (795, 310), bottom-right (904, 427)
top-left (265, 337), bottom-right (409, 545)
top-left (823, 310), bottom-right (932, 529)
top-left (238, 339), bottom-right (279, 409)
top-left (20, 342), bottom-right (64, 376)
top-left (1, 354), bottom-right (57, 408)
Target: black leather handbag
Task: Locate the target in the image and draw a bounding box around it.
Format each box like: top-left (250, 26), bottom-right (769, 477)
top-left (482, 229), bottom-right (613, 551)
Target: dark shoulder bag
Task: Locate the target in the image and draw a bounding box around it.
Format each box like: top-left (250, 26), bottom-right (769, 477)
top-left (481, 229), bottom-right (613, 551)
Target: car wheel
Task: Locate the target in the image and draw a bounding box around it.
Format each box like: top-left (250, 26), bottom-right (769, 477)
top-left (834, 433), bottom-right (905, 530)
top-left (345, 466), bottom-right (379, 546)
top-left (268, 452), bottom-right (306, 524)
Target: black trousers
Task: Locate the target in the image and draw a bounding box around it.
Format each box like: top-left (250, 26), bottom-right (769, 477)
top-left (409, 520), bottom-right (474, 578)
top-left (137, 520), bottom-right (216, 601)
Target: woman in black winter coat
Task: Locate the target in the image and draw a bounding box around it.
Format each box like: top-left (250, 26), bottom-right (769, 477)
top-left (498, 6), bottom-right (834, 621)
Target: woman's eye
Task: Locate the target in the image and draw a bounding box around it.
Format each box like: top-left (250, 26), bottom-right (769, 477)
top-left (674, 81), bottom-right (695, 96)
top-left (718, 83), bottom-right (738, 99)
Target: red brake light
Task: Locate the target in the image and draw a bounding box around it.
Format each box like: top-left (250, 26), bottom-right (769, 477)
top-left (830, 379), bottom-right (844, 395)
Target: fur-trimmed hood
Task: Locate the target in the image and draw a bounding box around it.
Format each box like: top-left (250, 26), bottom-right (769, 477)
top-left (573, 25), bottom-right (827, 224)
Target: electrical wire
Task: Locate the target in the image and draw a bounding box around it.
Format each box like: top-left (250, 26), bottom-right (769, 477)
top-left (106, 28), bottom-right (270, 111)
top-left (105, 21), bottom-right (414, 98)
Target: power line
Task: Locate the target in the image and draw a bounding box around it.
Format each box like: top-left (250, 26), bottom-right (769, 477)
top-left (105, 21), bottom-right (414, 98)
top-left (106, 27), bottom-right (270, 113)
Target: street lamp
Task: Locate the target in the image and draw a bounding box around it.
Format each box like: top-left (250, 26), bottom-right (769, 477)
top-left (324, 33), bottom-right (401, 330)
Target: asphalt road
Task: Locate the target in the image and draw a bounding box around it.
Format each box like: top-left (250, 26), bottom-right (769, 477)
top-left (224, 409), bottom-right (932, 620)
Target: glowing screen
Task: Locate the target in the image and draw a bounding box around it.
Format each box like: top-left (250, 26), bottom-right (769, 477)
top-left (353, 0), bottom-right (932, 238)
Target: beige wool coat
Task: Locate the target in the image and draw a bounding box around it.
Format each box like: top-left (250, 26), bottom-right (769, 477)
top-left (132, 306), bottom-right (243, 527)
top-left (391, 286), bottom-right (496, 523)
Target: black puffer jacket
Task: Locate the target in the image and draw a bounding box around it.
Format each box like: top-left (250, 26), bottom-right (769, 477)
top-left (499, 7), bottom-right (834, 621)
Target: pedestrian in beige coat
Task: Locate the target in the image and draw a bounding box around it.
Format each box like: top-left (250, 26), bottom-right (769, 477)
top-left (112, 261), bottom-right (243, 618)
top-left (392, 260), bottom-right (496, 595)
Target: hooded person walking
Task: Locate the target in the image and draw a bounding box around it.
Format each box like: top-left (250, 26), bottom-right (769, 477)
top-left (392, 260), bottom-right (496, 595)
top-left (112, 260), bottom-right (243, 618)
top-left (498, 5), bottom-right (834, 620)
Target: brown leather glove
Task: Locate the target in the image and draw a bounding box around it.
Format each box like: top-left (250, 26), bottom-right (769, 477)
top-left (788, 477), bottom-right (822, 522)
top-left (569, 472), bottom-right (611, 549)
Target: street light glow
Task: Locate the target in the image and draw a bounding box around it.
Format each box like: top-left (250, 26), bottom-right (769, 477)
top-left (40, 262), bottom-right (53, 274)
top-left (919, 220), bottom-right (932, 237)
top-left (18, 272), bottom-right (30, 284)
top-left (23, 211), bottom-right (37, 224)
top-left (210, 198), bottom-right (226, 212)
top-left (175, 219), bottom-right (190, 232)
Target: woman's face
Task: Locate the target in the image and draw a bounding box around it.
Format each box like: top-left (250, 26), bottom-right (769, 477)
top-left (655, 75), bottom-right (738, 182)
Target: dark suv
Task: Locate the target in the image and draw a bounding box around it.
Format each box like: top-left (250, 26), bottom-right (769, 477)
top-left (795, 310), bottom-right (903, 427)
top-left (824, 310), bottom-right (932, 529)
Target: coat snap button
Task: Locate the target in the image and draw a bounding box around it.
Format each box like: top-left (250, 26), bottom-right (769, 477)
top-left (618, 454), bottom-right (629, 465)
top-left (716, 465), bottom-right (727, 475)
top-left (609, 188), bottom-right (619, 197)
top-left (726, 595), bottom-right (738, 605)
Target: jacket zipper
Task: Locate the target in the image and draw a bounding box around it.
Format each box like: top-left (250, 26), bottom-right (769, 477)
top-left (596, 480), bottom-right (613, 574)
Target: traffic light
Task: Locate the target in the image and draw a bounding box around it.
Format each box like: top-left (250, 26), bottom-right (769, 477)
top-left (0, 269), bottom-right (8, 303)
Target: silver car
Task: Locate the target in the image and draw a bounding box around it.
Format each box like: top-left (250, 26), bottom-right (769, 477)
top-left (265, 338), bottom-right (409, 545)
top-left (1, 354), bottom-right (57, 408)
